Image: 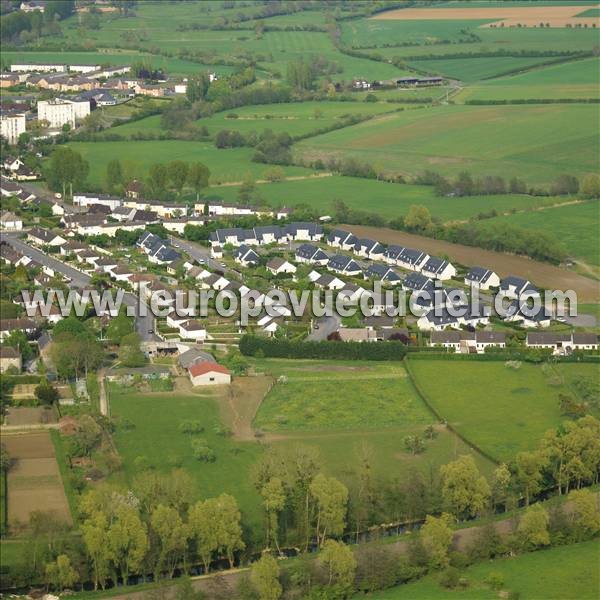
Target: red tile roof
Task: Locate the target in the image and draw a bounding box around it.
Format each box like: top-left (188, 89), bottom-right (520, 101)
top-left (188, 361), bottom-right (230, 378)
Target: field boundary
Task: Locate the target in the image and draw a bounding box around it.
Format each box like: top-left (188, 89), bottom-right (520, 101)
top-left (404, 357), bottom-right (500, 465)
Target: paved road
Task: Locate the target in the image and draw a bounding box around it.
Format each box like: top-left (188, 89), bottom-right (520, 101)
top-left (168, 235), bottom-right (243, 279)
top-left (1, 233), bottom-right (157, 341)
top-left (306, 314), bottom-right (340, 341)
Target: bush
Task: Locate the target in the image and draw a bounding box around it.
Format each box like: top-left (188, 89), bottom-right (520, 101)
top-left (191, 439), bottom-right (216, 462)
top-left (485, 571), bottom-right (505, 591)
top-left (438, 567), bottom-right (460, 589)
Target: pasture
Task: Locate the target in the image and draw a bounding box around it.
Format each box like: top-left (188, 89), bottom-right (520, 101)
top-left (2, 432), bottom-right (72, 531)
top-left (254, 362), bottom-right (431, 432)
top-left (67, 140), bottom-right (315, 186)
top-left (295, 104), bottom-right (600, 184)
top-left (110, 101), bottom-right (399, 139)
top-left (371, 539), bottom-right (600, 600)
top-left (475, 200), bottom-right (600, 265)
top-left (406, 359), bottom-right (600, 461)
top-left (108, 386), bottom-right (264, 533)
top-left (208, 176), bottom-right (562, 222)
top-left (457, 57), bottom-right (600, 101)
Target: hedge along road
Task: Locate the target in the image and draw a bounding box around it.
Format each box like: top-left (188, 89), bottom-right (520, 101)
top-left (345, 224), bottom-right (600, 302)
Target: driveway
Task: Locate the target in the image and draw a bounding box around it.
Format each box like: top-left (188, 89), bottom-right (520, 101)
top-left (306, 314), bottom-right (340, 341)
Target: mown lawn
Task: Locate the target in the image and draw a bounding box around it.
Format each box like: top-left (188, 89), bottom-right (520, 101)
top-left (67, 140), bottom-right (315, 187)
top-left (208, 175), bottom-right (560, 221)
top-left (295, 103), bottom-right (600, 184)
top-left (369, 539), bottom-right (600, 600)
top-left (406, 359), bottom-right (600, 461)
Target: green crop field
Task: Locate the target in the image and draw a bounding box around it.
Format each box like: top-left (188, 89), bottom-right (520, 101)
top-left (254, 363), bottom-right (431, 432)
top-left (340, 19), bottom-right (494, 48)
top-left (474, 200), bottom-right (600, 265)
top-left (109, 101), bottom-right (399, 138)
top-left (457, 57), bottom-right (600, 101)
top-left (370, 539), bottom-right (600, 600)
top-left (295, 104), bottom-right (600, 184)
top-left (411, 55), bottom-right (572, 82)
top-left (208, 175), bottom-right (562, 221)
top-left (108, 386), bottom-right (264, 532)
top-left (67, 140), bottom-right (315, 187)
top-left (407, 359), bottom-right (600, 460)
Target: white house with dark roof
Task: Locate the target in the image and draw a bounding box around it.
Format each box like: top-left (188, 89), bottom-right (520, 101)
top-left (285, 222), bottom-right (323, 241)
top-left (430, 330), bottom-right (506, 353)
top-left (402, 272), bottom-right (434, 293)
top-left (314, 273), bottom-right (346, 290)
top-left (327, 255), bottom-right (362, 276)
top-left (354, 238), bottom-right (385, 260)
top-left (504, 301), bottom-right (550, 328)
top-left (267, 257), bottom-right (297, 276)
top-left (73, 193), bottom-right (122, 211)
top-left (421, 256), bottom-right (456, 281)
top-left (234, 245), bottom-right (260, 267)
top-left (338, 283), bottom-right (367, 303)
top-left (500, 276), bottom-right (539, 299)
top-left (365, 264), bottom-right (402, 285)
top-left (526, 332), bottom-right (598, 354)
top-left (417, 308), bottom-right (461, 332)
top-left (295, 243), bottom-right (329, 265)
top-left (396, 247), bottom-right (429, 272)
top-left (327, 229), bottom-right (357, 250)
top-left (178, 319), bottom-right (207, 341)
top-left (464, 267), bottom-right (500, 290)
top-left (27, 227), bottom-right (66, 247)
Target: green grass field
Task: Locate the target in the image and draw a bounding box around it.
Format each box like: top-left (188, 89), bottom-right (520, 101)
top-left (295, 104), bottom-right (600, 184)
top-left (411, 55), bottom-right (571, 82)
top-left (475, 200), bottom-right (600, 265)
top-left (108, 386), bottom-right (264, 532)
top-left (370, 539), bottom-right (600, 600)
top-left (457, 57), bottom-right (600, 101)
top-left (208, 175), bottom-right (562, 221)
top-left (67, 140), bottom-right (315, 186)
top-left (109, 101), bottom-right (399, 138)
top-left (254, 363), bottom-right (431, 432)
top-left (407, 359), bottom-right (600, 461)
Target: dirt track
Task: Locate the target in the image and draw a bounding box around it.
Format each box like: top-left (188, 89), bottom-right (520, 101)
top-left (372, 6), bottom-right (600, 27)
top-left (345, 224), bottom-right (600, 302)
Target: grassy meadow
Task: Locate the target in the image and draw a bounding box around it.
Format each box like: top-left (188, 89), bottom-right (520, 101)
top-left (474, 200), bottom-right (600, 265)
top-left (457, 57), bottom-right (600, 101)
top-left (109, 101), bottom-right (399, 139)
top-left (407, 359), bottom-right (600, 461)
top-left (370, 539), bottom-right (600, 600)
top-left (108, 386), bottom-right (264, 534)
top-left (67, 140), bottom-right (315, 186)
top-left (254, 363), bottom-right (431, 432)
top-left (207, 175), bottom-right (562, 221)
top-left (295, 103), bottom-right (600, 183)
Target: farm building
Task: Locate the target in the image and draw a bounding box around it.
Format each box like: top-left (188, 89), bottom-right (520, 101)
top-left (188, 361), bottom-right (231, 386)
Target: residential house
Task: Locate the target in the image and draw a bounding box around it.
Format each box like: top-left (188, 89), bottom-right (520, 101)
top-left (314, 273), bottom-right (345, 290)
top-left (327, 229), bottom-right (357, 251)
top-left (504, 301), bottom-right (551, 328)
top-left (233, 245), bottom-right (260, 267)
top-left (395, 247), bottom-right (429, 272)
top-left (0, 318), bottom-right (37, 341)
top-left (285, 222), bottom-right (323, 242)
top-left (526, 332), bottom-right (598, 354)
top-left (421, 256), bottom-right (456, 281)
top-left (500, 276), bottom-right (539, 300)
top-left (364, 264), bottom-right (402, 285)
top-left (416, 308), bottom-right (461, 332)
top-left (0, 211), bottom-right (23, 231)
top-left (27, 227), bottom-right (66, 247)
top-left (464, 267), bottom-right (500, 290)
top-left (295, 244), bottom-right (329, 265)
top-left (327, 255), bottom-right (362, 277)
top-left (178, 347), bottom-right (214, 371)
top-left (266, 257), bottom-right (297, 276)
top-left (188, 361), bottom-right (231, 386)
top-left (354, 238), bottom-right (385, 260)
top-left (337, 283), bottom-right (366, 303)
top-left (430, 330), bottom-right (506, 354)
top-left (0, 346), bottom-right (22, 373)
top-left (402, 272), bottom-right (435, 293)
top-left (337, 328), bottom-right (377, 342)
top-left (73, 193), bottom-right (122, 211)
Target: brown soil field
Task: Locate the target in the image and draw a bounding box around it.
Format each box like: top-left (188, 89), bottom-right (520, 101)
top-left (3, 406), bottom-right (57, 426)
top-left (345, 224), bottom-right (600, 302)
top-left (372, 6), bottom-right (600, 27)
top-left (3, 432), bottom-right (72, 530)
